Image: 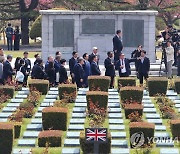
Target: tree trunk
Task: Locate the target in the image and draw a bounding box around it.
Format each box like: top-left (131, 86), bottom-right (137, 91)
top-left (21, 16), bottom-right (29, 45)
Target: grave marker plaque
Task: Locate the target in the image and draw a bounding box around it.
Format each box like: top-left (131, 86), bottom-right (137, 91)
top-left (123, 19), bottom-right (144, 47)
top-left (53, 19), bottom-right (74, 47)
top-left (82, 19), bottom-right (115, 34)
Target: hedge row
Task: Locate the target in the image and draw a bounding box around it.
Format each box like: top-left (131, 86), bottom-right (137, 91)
top-left (170, 120), bottom-right (180, 140)
top-left (28, 79), bottom-right (49, 95)
top-left (124, 104), bottom-right (143, 119)
top-left (174, 79), bottom-right (180, 94)
top-left (117, 77), bottom-right (136, 91)
top-left (42, 107), bottom-right (68, 131)
top-left (0, 85), bottom-right (15, 98)
top-left (88, 76), bottom-right (110, 92)
top-left (147, 77), bottom-right (168, 96)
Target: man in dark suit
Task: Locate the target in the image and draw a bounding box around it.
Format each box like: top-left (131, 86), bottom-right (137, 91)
top-left (83, 53), bottom-right (91, 87)
top-left (104, 51), bottom-right (115, 88)
top-left (31, 58), bottom-right (46, 79)
top-left (136, 50), bottom-right (150, 85)
top-left (69, 51), bottom-right (78, 83)
top-left (91, 55), bottom-right (101, 76)
top-left (74, 57), bottom-right (84, 88)
top-left (54, 55), bottom-right (61, 85)
top-left (88, 47), bottom-right (100, 64)
top-left (115, 53), bottom-right (135, 77)
top-left (3, 55), bottom-right (15, 82)
top-left (113, 30), bottom-right (123, 63)
top-left (23, 51), bottom-right (31, 86)
top-left (59, 59), bottom-right (68, 84)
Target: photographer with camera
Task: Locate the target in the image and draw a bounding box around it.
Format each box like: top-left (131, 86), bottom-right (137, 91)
top-left (165, 40), bottom-right (174, 78)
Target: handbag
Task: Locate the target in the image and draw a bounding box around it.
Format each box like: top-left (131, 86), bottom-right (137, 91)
top-left (15, 67), bottom-right (24, 82)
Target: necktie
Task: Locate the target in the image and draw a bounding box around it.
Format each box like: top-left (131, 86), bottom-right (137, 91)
top-left (122, 59), bottom-right (124, 65)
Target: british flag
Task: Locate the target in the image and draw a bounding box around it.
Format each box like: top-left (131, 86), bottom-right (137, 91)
top-left (85, 128), bottom-right (107, 142)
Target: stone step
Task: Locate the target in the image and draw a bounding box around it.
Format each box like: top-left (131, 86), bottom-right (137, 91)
top-left (23, 131), bottom-right (40, 138)
top-left (147, 119), bottom-right (163, 125)
top-left (71, 113), bottom-right (86, 118)
top-left (2, 107), bottom-right (17, 113)
top-left (67, 131), bottom-right (80, 138)
top-left (111, 148), bottom-right (130, 154)
top-left (43, 99), bottom-right (56, 103)
top-left (174, 100), bottom-right (180, 104)
top-left (108, 108), bottom-right (121, 113)
top-left (0, 112), bottom-right (12, 118)
top-left (108, 99), bottom-right (120, 103)
top-left (109, 119), bottom-right (124, 124)
top-left (108, 113), bottom-right (122, 119)
top-left (49, 87), bottom-right (58, 91)
top-left (62, 148), bottom-right (80, 154)
top-left (0, 118), bottom-right (8, 122)
top-left (166, 90), bottom-right (178, 96)
top-left (111, 140), bottom-right (128, 148)
top-left (109, 95), bottom-right (119, 99)
top-left (11, 99), bottom-right (24, 103)
top-left (22, 87), bottom-right (29, 91)
top-left (74, 103), bottom-right (87, 107)
top-left (18, 91), bottom-right (29, 95)
top-left (31, 118), bottom-right (42, 124)
top-left (40, 102), bottom-right (54, 107)
top-left (13, 148), bottom-right (31, 154)
top-left (34, 112), bottom-right (42, 118)
top-left (73, 107), bottom-right (86, 113)
top-left (38, 107), bottom-right (46, 112)
top-left (48, 91), bottom-right (59, 95)
top-left (70, 118), bottom-right (85, 124)
top-left (155, 125), bottom-right (166, 131)
top-left (18, 139), bottom-right (36, 147)
top-left (143, 104), bottom-right (154, 108)
top-left (15, 95), bottom-right (27, 99)
top-left (160, 148), bottom-right (179, 154)
top-left (78, 91), bottom-right (86, 95)
top-left (145, 113), bottom-right (161, 119)
top-left (7, 103), bottom-right (20, 107)
top-left (109, 125), bottom-right (125, 131)
top-left (155, 132), bottom-right (170, 138)
top-left (68, 125), bottom-right (84, 131)
top-left (45, 95), bottom-right (58, 99)
top-left (144, 108), bottom-right (157, 113)
top-left (26, 124), bottom-right (42, 131)
top-left (111, 132), bottom-right (126, 139)
top-left (64, 139), bottom-right (80, 147)
top-left (156, 142), bottom-right (174, 147)
top-left (108, 103), bottom-right (120, 108)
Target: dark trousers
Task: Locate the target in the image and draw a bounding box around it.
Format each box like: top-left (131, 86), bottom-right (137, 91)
top-left (76, 81), bottom-right (83, 88)
top-left (139, 72), bottom-right (148, 84)
top-left (119, 72), bottom-right (129, 77)
top-left (110, 76), bottom-right (114, 88)
top-left (7, 37), bottom-right (12, 50)
top-left (0, 79), bottom-right (4, 85)
top-left (114, 51), bottom-right (121, 65)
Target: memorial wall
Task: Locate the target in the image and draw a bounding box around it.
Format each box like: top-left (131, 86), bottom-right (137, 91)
top-left (40, 10), bottom-right (158, 63)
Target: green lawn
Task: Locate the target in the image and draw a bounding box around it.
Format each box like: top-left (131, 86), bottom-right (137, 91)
top-left (4, 51), bottom-right (41, 58)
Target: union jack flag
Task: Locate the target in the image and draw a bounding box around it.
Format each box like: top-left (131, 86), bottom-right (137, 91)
top-left (85, 128), bottom-right (107, 142)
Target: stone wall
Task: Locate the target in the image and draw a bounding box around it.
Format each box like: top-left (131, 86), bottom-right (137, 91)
top-left (40, 10), bottom-right (158, 63)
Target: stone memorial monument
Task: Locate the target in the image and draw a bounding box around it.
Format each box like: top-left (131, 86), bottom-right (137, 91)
top-left (40, 10), bottom-right (158, 63)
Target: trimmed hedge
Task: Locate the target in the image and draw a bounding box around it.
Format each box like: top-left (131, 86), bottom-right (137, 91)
top-left (120, 86), bottom-right (144, 103)
top-left (42, 107), bottom-right (68, 131)
top-left (124, 104), bottom-right (143, 119)
top-left (58, 84), bottom-right (77, 102)
top-left (117, 77), bottom-right (136, 91)
top-left (28, 79), bottom-right (49, 95)
top-left (147, 77), bottom-right (168, 96)
top-left (174, 79), bottom-right (180, 94)
top-left (13, 122), bottom-right (21, 139)
top-left (80, 131), bottom-right (111, 154)
top-left (0, 85), bottom-right (15, 98)
top-left (38, 130), bottom-right (62, 147)
top-left (170, 120), bottom-right (180, 140)
top-left (86, 91), bottom-right (108, 110)
top-left (88, 76), bottom-right (110, 92)
top-left (0, 123), bottom-right (14, 154)
top-left (129, 122), bottom-right (155, 148)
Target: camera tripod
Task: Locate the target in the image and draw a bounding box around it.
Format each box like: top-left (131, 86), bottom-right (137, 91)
top-left (159, 48), bottom-right (167, 76)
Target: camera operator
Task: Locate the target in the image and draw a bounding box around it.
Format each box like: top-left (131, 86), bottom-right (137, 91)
top-left (165, 40), bottom-right (174, 78)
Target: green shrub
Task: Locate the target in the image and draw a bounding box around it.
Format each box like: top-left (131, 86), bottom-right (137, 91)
top-left (42, 107), bottom-right (68, 131)
top-left (13, 122), bottom-right (21, 139)
top-left (0, 123), bottom-right (14, 154)
top-left (58, 84), bottom-right (77, 102)
top-left (129, 122), bottom-right (155, 148)
top-left (88, 76), bottom-right (110, 92)
top-left (0, 85), bottom-right (15, 98)
top-left (30, 15), bottom-right (41, 40)
top-left (124, 104), bottom-right (143, 119)
top-left (80, 131), bottom-right (111, 154)
top-left (38, 130), bottom-right (62, 147)
top-left (117, 77), bottom-right (136, 91)
top-left (28, 79), bottom-right (49, 95)
top-left (147, 77), bottom-right (168, 96)
top-left (86, 91), bottom-right (108, 111)
top-left (174, 79), bottom-right (180, 94)
top-left (120, 86), bottom-right (144, 103)
top-left (170, 120), bottom-right (180, 140)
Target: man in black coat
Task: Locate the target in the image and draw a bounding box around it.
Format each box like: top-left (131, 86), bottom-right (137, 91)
top-left (23, 51), bottom-right (31, 86)
top-left (31, 58), bottom-right (46, 80)
top-left (115, 53), bottom-right (135, 77)
top-left (74, 57), bottom-right (84, 88)
top-left (69, 51), bottom-right (78, 83)
top-left (91, 55), bottom-right (101, 76)
top-left (136, 50), bottom-right (150, 85)
top-left (3, 55), bottom-right (15, 82)
top-left (104, 51), bottom-right (115, 88)
top-left (59, 59), bottom-right (68, 84)
top-left (89, 47), bottom-right (100, 64)
top-left (113, 30), bottom-right (123, 63)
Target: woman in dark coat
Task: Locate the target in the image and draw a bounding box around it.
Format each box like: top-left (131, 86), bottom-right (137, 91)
top-left (14, 26), bottom-right (21, 51)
